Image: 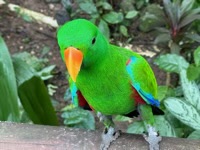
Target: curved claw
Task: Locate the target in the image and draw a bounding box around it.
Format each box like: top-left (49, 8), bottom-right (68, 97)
top-left (100, 126), bottom-right (121, 150)
top-left (143, 125), bottom-right (162, 150)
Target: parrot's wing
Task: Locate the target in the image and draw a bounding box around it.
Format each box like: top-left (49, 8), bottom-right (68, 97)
top-left (69, 78), bottom-right (91, 109)
top-left (126, 56), bottom-right (160, 107)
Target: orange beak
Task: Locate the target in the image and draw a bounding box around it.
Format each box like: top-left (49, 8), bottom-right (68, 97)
top-left (64, 47), bottom-right (83, 82)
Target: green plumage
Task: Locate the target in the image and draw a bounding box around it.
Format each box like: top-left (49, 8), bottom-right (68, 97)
top-left (57, 18), bottom-right (158, 121)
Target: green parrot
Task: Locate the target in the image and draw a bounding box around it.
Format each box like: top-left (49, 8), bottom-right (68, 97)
top-left (57, 19), bottom-right (162, 150)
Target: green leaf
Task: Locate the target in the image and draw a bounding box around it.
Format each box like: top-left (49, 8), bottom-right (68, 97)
top-left (180, 69), bottom-right (200, 110)
top-left (188, 130), bottom-right (200, 139)
top-left (194, 46), bottom-right (200, 66)
top-left (127, 121), bottom-right (145, 134)
top-left (79, 2), bottom-right (97, 14)
top-left (154, 54), bottom-right (189, 73)
top-left (96, 2), bottom-right (112, 10)
top-left (114, 115), bottom-right (132, 122)
top-left (62, 107), bottom-right (95, 130)
top-left (180, 0), bottom-right (195, 15)
top-left (170, 42), bottom-right (181, 54)
top-left (119, 25), bottom-right (128, 37)
top-left (0, 36), bottom-right (20, 121)
top-left (185, 33), bottom-right (200, 43)
top-left (125, 10), bottom-right (138, 19)
top-left (98, 19), bottom-right (110, 39)
top-left (154, 33), bottom-right (171, 44)
top-left (179, 14), bottom-right (200, 28)
top-left (102, 11), bottom-right (124, 24)
top-left (12, 57), bottom-right (58, 125)
top-left (163, 0), bottom-right (180, 28)
top-left (154, 116), bottom-right (177, 137)
top-left (164, 97), bottom-right (200, 130)
top-left (157, 86), bottom-right (168, 101)
top-left (187, 64), bottom-right (200, 81)
top-left (127, 116), bottom-right (176, 137)
top-left (139, 4), bottom-right (165, 32)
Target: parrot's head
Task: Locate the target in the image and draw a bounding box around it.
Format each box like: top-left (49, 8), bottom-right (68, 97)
top-left (57, 19), bottom-right (109, 82)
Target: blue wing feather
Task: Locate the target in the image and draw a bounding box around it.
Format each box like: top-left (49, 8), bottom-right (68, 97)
top-left (126, 56), bottom-right (160, 107)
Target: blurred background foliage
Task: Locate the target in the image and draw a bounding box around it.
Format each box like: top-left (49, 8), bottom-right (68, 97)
top-left (0, 0), bottom-right (200, 140)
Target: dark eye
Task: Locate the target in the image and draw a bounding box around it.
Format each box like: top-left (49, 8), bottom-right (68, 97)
top-left (92, 38), bottom-right (96, 44)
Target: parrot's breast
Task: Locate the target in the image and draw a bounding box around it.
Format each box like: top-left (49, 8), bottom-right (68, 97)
top-left (76, 50), bottom-right (137, 115)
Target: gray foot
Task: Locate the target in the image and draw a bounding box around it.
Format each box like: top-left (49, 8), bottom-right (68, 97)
top-left (143, 125), bottom-right (162, 150)
top-left (100, 126), bottom-right (121, 150)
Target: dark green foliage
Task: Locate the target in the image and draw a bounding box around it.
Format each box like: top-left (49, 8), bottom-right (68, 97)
top-left (61, 105), bottom-right (95, 130)
top-left (61, 0), bottom-right (145, 39)
top-left (155, 53), bottom-right (200, 139)
top-left (13, 57), bottom-right (59, 125)
top-left (187, 47), bottom-right (200, 81)
top-left (0, 36), bottom-right (58, 125)
top-left (0, 36), bottom-right (20, 121)
top-left (140, 0), bottom-right (200, 54)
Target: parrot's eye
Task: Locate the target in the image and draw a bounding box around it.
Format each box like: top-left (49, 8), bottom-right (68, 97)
top-left (92, 38), bottom-right (96, 45)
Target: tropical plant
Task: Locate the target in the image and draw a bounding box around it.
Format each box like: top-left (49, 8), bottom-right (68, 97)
top-left (153, 48), bottom-right (200, 139)
top-left (139, 0), bottom-right (200, 54)
top-left (61, 0), bottom-right (141, 39)
top-left (0, 36), bottom-right (58, 125)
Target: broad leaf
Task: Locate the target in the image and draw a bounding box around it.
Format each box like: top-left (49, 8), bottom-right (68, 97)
top-left (12, 57), bottom-right (58, 125)
top-left (164, 97), bottom-right (200, 130)
top-left (79, 2), bottom-right (97, 15)
top-left (0, 36), bottom-right (19, 121)
top-left (62, 107), bottom-right (95, 130)
top-left (187, 64), bottom-right (200, 81)
top-left (125, 10), bottom-right (138, 19)
top-left (157, 86), bottom-right (168, 101)
top-left (154, 54), bottom-right (189, 73)
top-left (96, 1), bottom-right (112, 10)
top-left (188, 130), bottom-right (200, 139)
top-left (119, 25), bottom-right (128, 37)
top-left (194, 46), bottom-right (200, 66)
top-left (154, 33), bottom-right (171, 44)
top-left (127, 121), bottom-right (145, 134)
top-left (98, 19), bottom-right (110, 39)
top-left (102, 11), bottom-right (123, 24)
top-left (127, 116), bottom-right (176, 137)
top-left (180, 69), bottom-right (200, 111)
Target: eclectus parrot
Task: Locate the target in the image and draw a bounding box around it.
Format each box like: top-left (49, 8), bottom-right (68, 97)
top-left (57, 19), bottom-right (162, 150)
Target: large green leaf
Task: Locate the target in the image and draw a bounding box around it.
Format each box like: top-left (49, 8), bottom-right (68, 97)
top-left (0, 36), bottom-right (19, 121)
top-left (164, 97), bottom-right (200, 130)
top-left (102, 11), bottom-right (124, 24)
top-left (154, 54), bottom-right (189, 73)
top-left (127, 116), bottom-right (176, 137)
top-left (62, 106), bottom-right (95, 130)
top-left (12, 57), bottom-right (58, 125)
top-left (98, 19), bottom-right (110, 39)
top-left (154, 33), bottom-right (171, 44)
top-left (180, 69), bottom-right (200, 111)
top-left (187, 130), bottom-right (200, 139)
